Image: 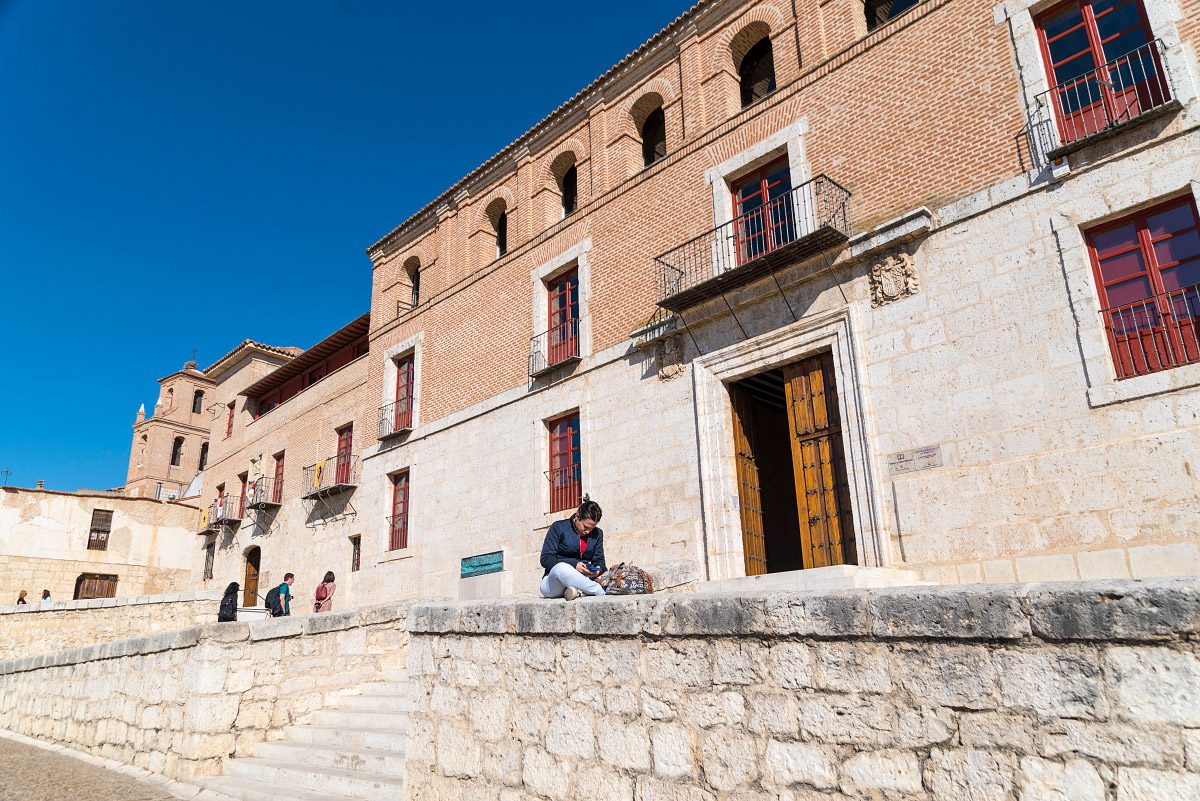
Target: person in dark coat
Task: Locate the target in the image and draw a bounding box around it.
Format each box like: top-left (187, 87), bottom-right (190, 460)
top-left (218, 582), bottom-right (239, 622)
top-left (539, 495), bottom-right (607, 600)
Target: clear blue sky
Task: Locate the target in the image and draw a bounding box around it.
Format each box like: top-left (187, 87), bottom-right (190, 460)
top-left (0, 0), bottom-right (691, 491)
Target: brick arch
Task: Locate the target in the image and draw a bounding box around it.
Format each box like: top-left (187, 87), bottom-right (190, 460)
top-left (539, 136), bottom-right (588, 192)
top-left (620, 75), bottom-right (678, 139)
top-left (472, 185), bottom-right (517, 234)
top-left (711, 3), bottom-right (789, 74)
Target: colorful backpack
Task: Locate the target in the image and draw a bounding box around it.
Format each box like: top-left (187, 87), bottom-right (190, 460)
top-left (596, 562), bottom-right (655, 595)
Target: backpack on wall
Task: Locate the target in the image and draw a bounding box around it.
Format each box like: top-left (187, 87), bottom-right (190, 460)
top-left (596, 563), bottom-right (655, 595)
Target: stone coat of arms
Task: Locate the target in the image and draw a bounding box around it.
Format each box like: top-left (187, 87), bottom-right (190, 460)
top-left (870, 252), bottom-right (919, 307)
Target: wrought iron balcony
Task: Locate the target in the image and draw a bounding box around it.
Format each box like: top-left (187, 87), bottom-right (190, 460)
top-left (301, 455), bottom-right (360, 498)
top-left (1101, 281), bottom-right (1200, 380)
top-left (654, 175), bottom-right (851, 312)
top-left (246, 477), bottom-right (283, 510)
top-left (200, 497), bottom-right (242, 532)
top-left (387, 514), bottom-right (409, 551)
top-left (1035, 39), bottom-right (1176, 158)
top-left (530, 318), bottom-right (581, 377)
top-left (378, 399), bottom-right (414, 440)
top-left (546, 465), bottom-right (582, 514)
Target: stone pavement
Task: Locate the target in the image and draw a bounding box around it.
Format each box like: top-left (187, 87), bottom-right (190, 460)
top-left (0, 734), bottom-right (179, 801)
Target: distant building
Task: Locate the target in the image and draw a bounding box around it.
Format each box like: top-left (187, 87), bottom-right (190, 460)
top-left (124, 359), bottom-right (215, 500)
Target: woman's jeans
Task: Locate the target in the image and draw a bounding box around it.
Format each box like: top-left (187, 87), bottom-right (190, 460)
top-left (540, 562), bottom-right (606, 598)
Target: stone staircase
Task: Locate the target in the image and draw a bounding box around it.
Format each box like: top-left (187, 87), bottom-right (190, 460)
top-left (199, 669), bottom-right (411, 801)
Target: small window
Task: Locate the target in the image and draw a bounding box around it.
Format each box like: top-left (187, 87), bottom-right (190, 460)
top-left (1088, 196), bottom-right (1200, 380)
top-left (548, 412), bottom-right (582, 512)
top-left (641, 107), bottom-right (667, 167)
top-left (561, 165), bottom-right (578, 217)
top-left (350, 535), bottom-right (362, 572)
top-left (74, 573), bottom-right (118, 600)
top-left (865, 0), bottom-right (920, 31)
top-left (739, 38), bottom-right (776, 108)
top-left (496, 211), bottom-right (508, 257)
top-left (389, 471), bottom-right (410, 551)
top-left (225, 402), bottom-right (235, 438)
top-left (170, 437), bottom-right (184, 467)
top-left (192, 390), bottom-right (204, 414)
top-left (88, 509), bottom-right (113, 551)
top-left (198, 442), bottom-right (209, 472)
top-left (273, 452), bottom-right (285, 503)
top-left (203, 542), bottom-right (215, 580)
top-left (403, 257), bottom-right (421, 309)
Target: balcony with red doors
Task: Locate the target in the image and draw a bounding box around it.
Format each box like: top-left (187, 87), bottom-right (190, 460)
top-left (199, 496), bottom-right (242, 533)
top-left (245, 477), bottom-right (283, 510)
top-left (529, 318), bottom-right (582, 377)
top-left (1037, 38), bottom-right (1177, 158)
top-left (378, 398), bottom-right (414, 440)
top-left (1101, 282), bottom-right (1200, 379)
top-left (301, 455), bottom-right (361, 499)
top-left (654, 175), bottom-right (851, 313)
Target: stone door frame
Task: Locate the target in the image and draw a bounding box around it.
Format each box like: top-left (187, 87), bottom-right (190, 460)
top-left (691, 306), bottom-right (889, 580)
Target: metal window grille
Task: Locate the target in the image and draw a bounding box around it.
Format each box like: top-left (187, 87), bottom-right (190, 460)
top-left (87, 509), bottom-right (113, 551)
top-left (389, 472), bottom-right (409, 551)
top-left (547, 413), bottom-right (581, 513)
top-left (350, 536), bottom-right (361, 572)
top-left (203, 543), bottom-right (215, 580)
top-left (1088, 197), bottom-right (1200, 379)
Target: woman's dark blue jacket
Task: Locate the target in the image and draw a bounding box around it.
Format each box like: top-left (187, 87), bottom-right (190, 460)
top-left (540, 516), bottom-right (605, 576)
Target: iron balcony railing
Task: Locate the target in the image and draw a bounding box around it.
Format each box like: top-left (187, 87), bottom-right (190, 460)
top-left (387, 514), bottom-right (409, 551)
top-left (246, 477), bottom-right (283, 509)
top-left (301, 455), bottom-right (361, 498)
top-left (654, 175), bottom-right (851, 312)
top-left (1036, 38), bottom-right (1174, 155)
top-left (203, 497), bottom-right (242, 530)
top-left (378, 398), bottom-right (414, 439)
top-left (1101, 281), bottom-right (1200, 380)
top-left (546, 465), bottom-right (582, 514)
top-left (529, 318), bottom-right (581, 377)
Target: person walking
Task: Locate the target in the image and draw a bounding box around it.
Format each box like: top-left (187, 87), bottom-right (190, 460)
top-left (314, 572), bottom-right (336, 613)
top-left (217, 582), bottom-right (239, 622)
top-left (266, 573), bottom-right (295, 617)
top-left (40, 590), bottom-right (51, 603)
top-left (16, 590), bottom-right (27, 605)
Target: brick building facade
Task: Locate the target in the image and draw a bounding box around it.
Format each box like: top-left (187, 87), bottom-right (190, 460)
top-left (124, 360), bottom-right (214, 500)
top-left (158, 0), bottom-right (1200, 607)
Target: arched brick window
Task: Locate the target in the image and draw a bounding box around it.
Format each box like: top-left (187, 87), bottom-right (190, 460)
top-left (561, 164), bottom-right (578, 217)
top-left (865, 0), bottom-right (920, 31)
top-left (170, 437), bottom-right (184, 467)
top-left (738, 37), bottom-right (776, 107)
top-left (403, 257), bottom-right (421, 309)
top-left (496, 211), bottom-right (508, 257)
top-left (198, 442), bottom-right (209, 471)
top-left (192, 390), bottom-right (204, 414)
top-left (641, 107), bottom-right (667, 167)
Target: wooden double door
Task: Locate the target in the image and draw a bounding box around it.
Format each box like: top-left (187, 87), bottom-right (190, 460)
top-left (731, 351), bottom-right (856, 575)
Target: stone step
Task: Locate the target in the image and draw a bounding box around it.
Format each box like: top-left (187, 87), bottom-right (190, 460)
top-left (198, 775), bottom-right (356, 801)
top-left (283, 725), bottom-right (409, 752)
top-left (354, 681), bottom-right (411, 697)
top-left (335, 693), bottom-right (412, 713)
top-left (224, 758), bottom-right (404, 801)
top-left (381, 668), bottom-right (410, 683)
top-left (308, 709), bottom-right (410, 731)
top-left (254, 741), bottom-right (408, 776)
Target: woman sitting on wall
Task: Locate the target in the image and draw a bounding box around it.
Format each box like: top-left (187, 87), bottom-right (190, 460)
top-left (539, 495), bottom-right (606, 601)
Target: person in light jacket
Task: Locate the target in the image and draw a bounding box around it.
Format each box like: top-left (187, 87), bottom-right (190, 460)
top-left (539, 495), bottom-right (606, 600)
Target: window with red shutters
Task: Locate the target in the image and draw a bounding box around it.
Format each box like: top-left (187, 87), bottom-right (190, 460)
top-left (1088, 196), bottom-right (1200, 379)
top-left (395, 355), bottom-right (415, 431)
top-left (547, 269), bottom-right (580, 367)
top-left (1035, 0), bottom-right (1166, 146)
top-left (237, 473), bottom-right (248, 519)
top-left (389, 471), bottom-right (410, 551)
top-left (273, 452), bottom-right (285, 503)
top-left (336, 425), bottom-right (353, 484)
top-left (548, 412), bottom-right (581, 513)
top-left (732, 157), bottom-right (796, 265)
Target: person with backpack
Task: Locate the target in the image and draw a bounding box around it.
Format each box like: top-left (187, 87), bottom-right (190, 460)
top-left (264, 573), bottom-right (295, 617)
top-left (539, 495), bottom-right (607, 600)
top-left (217, 582), bottom-right (239, 622)
top-left (314, 571), bottom-right (336, 613)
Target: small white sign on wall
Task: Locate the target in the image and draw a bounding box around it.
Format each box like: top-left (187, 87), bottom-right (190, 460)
top-left (887, 445), bottom-right (944, 476)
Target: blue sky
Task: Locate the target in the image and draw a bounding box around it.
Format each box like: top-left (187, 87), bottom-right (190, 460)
top-left (0, 0), bottom-right (690, 491)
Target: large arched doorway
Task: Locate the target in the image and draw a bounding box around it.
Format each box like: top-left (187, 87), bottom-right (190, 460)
top-left (243, 546), bottom-right (261, 606)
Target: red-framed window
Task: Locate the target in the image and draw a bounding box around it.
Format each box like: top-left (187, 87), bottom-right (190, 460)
top-left (225, 402), bottom-right (235, 437)
top-left (1035, 0), bottom-right (1163, 145)
top-left (272, 452), bottom-right (285, 503)
top-left (237, 473), bottom-right (248, 519)
top-left (732, 157), bottom-right (796, 265)
top-left (336, 425), bottom-right (353, 484)
top-left (389, 471), bottom-right (410, 551)
top-left (547, 269), bottom-right (580, 367)
top-left (1088, 196), bottom-right (1200, 379)
top-left (548, 412), bottom-right (581, 513)
top-left (395, 354), bottom-right (415, 431)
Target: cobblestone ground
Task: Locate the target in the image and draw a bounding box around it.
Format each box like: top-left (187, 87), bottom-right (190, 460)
top-left (0, 736), bottom-right (178, 801)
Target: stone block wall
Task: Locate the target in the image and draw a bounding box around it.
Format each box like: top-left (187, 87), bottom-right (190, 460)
top-left (0, 591), bottom-right (221, 661)
top-left (404, 580), bottom-right (1200, 801)
top-left (0, 602), bottom-right (409, 782)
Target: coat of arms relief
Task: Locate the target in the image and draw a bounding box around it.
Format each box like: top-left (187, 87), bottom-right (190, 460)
top-left (870, 252), bottom-right (920, 307)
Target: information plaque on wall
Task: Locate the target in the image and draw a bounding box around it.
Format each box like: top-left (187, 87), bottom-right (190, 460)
top-left (461, 550), bottom-right (504, 579)
top-left (886, 445), bottom-right (944, 476)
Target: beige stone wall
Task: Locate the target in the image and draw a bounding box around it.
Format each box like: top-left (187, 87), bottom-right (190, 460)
top-left (0, 592), bottom-right (219, 661)
top-left (403, 580), bottom-right (1200, 800)
top-left (0, 487), bottom-right (200, 603)
top-left (0, 603), bottom-right (409, 782)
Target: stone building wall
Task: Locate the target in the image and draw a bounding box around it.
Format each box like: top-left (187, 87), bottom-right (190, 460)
top-left (0, 592), bottom-right (220, 661)
top-left (0, 602), bottom-right (409, 782)
top-left (403, 580), bottom-right (1200, 801)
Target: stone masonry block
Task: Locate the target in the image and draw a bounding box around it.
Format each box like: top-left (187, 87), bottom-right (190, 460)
top-left (840, 750), bottom-right (923, 794)
top-left (1107, 646), bottom-right (1200, 727)
top-left (1018, 757), bottom-right (1105, 801)
top-left (515, 600), bottom-right (576, 634)
top-left (763, 740), bottom-right (837, 789)
top-left (763, 591), bottom-right (870, 637)
top-left (1117, 767), bottom-right (1200, 801)
top-left (995, 648), bottom-right (1108, 719)
top-left (869, 586), bottom-right (1031, 640)
top-left (575, 597), bottom-right (658, 636)
top-left (650, 722), bottom-right (694, 779)
top-left (1037, 719), bottom-right (1186, 767)
top-left (408, 603), bottom-right (461, 634)
top-left (247, 616), bottom-right (303, 642)
top-left (1021, 579), bottom-right (1200, 641)
top-left (699, 730), bottom-right (760, 791)
top-left (926, 749), bottom-right (1013, 801)
top-left (661, 594), bottom-right (765, 636)
top-left (894, 644), bottom-right (999, 710)
top-left (458, 601), bottom-right (514, 634)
